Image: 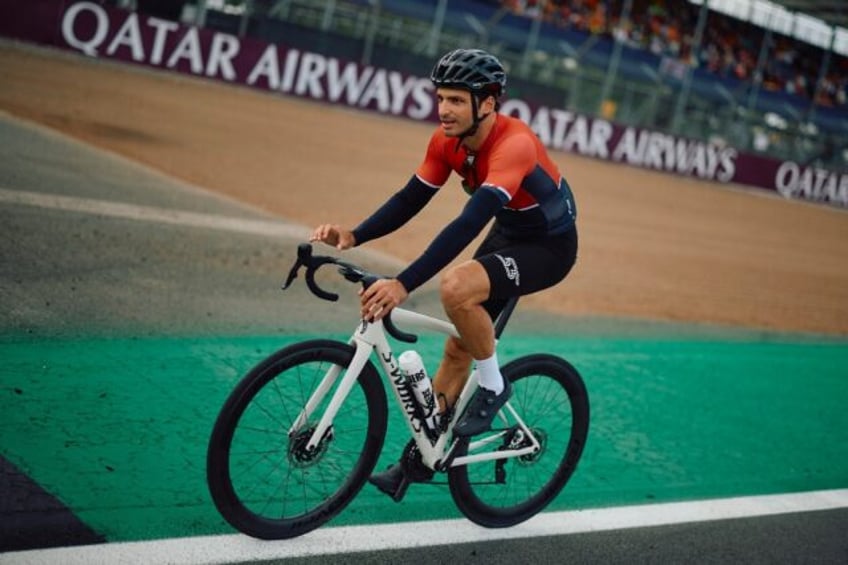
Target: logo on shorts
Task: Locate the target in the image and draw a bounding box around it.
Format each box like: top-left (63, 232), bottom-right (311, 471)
top-left (495, 254), bottom-right (520, 287)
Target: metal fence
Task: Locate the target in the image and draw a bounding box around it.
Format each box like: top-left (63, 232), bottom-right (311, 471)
top-left (183, 0), bottom-right (847, 170)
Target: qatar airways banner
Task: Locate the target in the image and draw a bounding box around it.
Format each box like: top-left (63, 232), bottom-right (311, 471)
top-left (1, 0), bottom-right (846, 207)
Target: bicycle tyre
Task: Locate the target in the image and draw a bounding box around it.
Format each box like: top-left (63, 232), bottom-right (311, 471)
top-left (207, 339), bottom-right (387, 539)
top-left (448, 353), bottom-right (589, 528)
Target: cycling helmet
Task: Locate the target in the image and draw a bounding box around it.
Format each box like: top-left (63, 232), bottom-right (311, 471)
top-left (430, 49), bottom-right (506, 98)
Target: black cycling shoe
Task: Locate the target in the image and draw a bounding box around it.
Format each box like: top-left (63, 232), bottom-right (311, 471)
top-left (368, 441), bottom-right (435, 502)
top-left (453, 379), bottom-right (512, 437)
top-left (368, 463), bottom-right (411, 502)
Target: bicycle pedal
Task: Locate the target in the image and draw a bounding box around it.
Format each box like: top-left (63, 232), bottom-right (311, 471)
top-left (390, 476), bottom-right (410, 503)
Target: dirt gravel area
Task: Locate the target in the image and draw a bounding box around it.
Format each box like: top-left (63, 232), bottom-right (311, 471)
top-left (2, 43), bottom-right (847, 336)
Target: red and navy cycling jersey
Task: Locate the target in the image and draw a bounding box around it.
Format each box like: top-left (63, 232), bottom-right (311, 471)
top-left (352, 114), bottom-right (578, 292)
top-left (416, 114), bottom-right (577, 238)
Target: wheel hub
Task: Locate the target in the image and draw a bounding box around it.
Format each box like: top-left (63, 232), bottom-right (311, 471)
top-left (503, 426), bottom-right (546, 465)
top-left (288, 426), bottom-right (333, 467)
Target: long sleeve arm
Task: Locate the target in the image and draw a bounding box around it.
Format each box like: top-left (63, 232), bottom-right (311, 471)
top-left (396, 187), bottom-right (507, 292)
top-left (351, 175), bottom-right (438, 246)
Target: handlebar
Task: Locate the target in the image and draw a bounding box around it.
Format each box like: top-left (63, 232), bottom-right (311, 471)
top-left (282, 243), bottom-right (418, 343)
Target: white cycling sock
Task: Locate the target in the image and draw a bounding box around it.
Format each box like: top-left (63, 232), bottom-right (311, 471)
top-left (475, 353), bottom-right (504, 395)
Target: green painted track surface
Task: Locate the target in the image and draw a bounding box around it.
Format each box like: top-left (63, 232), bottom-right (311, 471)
top-left (2, 331), bottom-right (847, 542)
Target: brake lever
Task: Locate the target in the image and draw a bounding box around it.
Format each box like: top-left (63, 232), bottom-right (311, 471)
top-left (281, 256), bottom-right (303, 290)
top-left (281, 243), bottom-right (339, 301)
top-left (282, 243), bottom-right (314, 290)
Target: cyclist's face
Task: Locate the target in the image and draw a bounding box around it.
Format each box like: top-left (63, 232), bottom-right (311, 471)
top-left (436, 88), bottom-right (491, 137)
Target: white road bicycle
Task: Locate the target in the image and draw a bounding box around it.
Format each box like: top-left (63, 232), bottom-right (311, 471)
top-left (206, 243), bottom-right (590, 540)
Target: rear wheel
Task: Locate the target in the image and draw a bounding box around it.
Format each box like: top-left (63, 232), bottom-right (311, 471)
top-left (207, 339), bottom-right (387, 539)
top-left (448, 354), bottom-right (589, 527)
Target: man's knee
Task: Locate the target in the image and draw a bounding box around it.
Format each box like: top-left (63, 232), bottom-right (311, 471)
top-left (440, 262), bottom-right (489, 311)
top-left (439, 270), bottom-right (464, 311)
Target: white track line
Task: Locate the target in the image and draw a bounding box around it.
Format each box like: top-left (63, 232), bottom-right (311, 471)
top-left (0, 187), bottom-right (405, 268)
top-left (0, 187), bottom-right (310, 239)
top-left (3, 489), bottom-right (848, 564)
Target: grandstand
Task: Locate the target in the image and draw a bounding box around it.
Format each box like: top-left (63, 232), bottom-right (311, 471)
top-left (127, 0), bottom-right (846, 170)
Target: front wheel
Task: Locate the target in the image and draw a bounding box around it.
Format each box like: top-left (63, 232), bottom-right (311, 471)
top-left (448, 354), bottom-right (589, 528)
top-left (207, 339), bottom-right (387, 539)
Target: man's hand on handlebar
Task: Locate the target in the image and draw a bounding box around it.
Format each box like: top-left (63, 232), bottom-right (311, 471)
top-left (310, 224), bottom-right (356, 250)
top-left (359, 279), bottom-right (408, 322)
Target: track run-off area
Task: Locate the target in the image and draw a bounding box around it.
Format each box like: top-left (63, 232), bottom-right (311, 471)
top-left (2, 107), bottom-right (848, 562)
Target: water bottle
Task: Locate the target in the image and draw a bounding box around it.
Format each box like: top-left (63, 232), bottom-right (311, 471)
top-left (398, 350), bottom-right (439, 434)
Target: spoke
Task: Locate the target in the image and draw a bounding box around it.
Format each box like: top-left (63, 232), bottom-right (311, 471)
top-left (234, 425), bottom-right (288, 437)
top-left (237, 448), bottom-right (289, 507)
top-left (249, 396), bottom-right (288, 431)
top-left (269, 370), bottom-right (296, 429)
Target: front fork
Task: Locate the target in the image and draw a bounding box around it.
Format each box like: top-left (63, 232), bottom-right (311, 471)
top-left (288, 337), bottom-right (375, 452)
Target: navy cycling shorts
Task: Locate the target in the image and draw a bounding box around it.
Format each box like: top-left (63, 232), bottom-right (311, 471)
top-left (474, 224), bottom-right (578, 320)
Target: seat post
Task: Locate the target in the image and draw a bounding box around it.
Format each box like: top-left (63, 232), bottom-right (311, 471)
top-left (493, 296), bottom-right (519, 340)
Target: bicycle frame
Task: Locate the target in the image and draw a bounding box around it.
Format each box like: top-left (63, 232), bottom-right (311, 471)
top-left (291, 306), bottom-right (542, 473)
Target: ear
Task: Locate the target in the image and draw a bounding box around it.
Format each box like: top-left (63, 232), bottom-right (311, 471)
top-left (479, 95), bottom-right (496, 114)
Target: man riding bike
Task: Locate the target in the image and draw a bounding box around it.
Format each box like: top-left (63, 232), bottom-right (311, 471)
top-left (311, 48), bottom-right (578, 501)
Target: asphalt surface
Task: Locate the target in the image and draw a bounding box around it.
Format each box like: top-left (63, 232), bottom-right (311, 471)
top-left (2, 113), bottom-right (847, 563)
top-left (264, 508), bottom-right (848, 565)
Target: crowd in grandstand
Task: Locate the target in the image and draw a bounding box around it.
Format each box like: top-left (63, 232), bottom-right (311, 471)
top-left (501, 0), bottom-right (847, 108)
